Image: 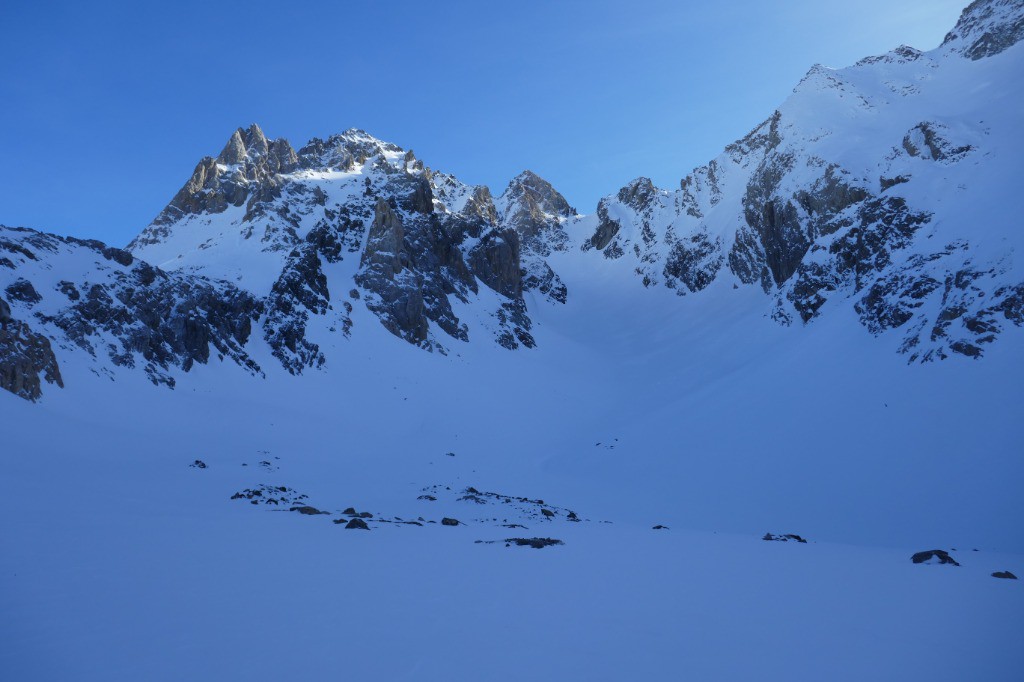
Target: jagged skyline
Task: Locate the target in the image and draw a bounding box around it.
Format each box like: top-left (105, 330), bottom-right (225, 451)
top-left (0, 0), bottom-right (963, 245)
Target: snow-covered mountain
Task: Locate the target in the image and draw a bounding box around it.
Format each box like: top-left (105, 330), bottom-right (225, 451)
top-left (2, 1), bottom-right (1023, 402)
top-left (574, 0), bottom-right (1024, 362)
top-left (3, 3), bottom-right (1024, 680)
top-left (128, 127), bottom-right (575, 361)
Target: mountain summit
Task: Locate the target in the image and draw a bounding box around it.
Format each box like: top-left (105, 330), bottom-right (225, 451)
top-left (1, 0), bottom-right (1023, 400)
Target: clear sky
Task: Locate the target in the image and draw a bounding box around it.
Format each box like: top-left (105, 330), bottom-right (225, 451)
top-left (0, 0), bottom-right (966, 246)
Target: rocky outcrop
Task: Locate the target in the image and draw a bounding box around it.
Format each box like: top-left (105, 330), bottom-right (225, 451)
top-left (0, 296), bottom-right (63, 401)
top-left (942, 0), bottom-right (1024, 60)
top-left (468, 227), bottom-right (522, 300)
top-left (664, 231), bottom-right (724, 294)
top-left (911, 549), bottom-right (960, 565)
top-left (587, 200), bottom-right (622, 253)
top-left (263, 244), bottom-right (330, 373)
top-left (131, 124), bottom-right (300, 245)
top-left (47, 270), bottom-right (262, 386)
top-left (901, 122), bottom-right (973, 163)
top-left (498, 170), bottom-right (574, 254)
top-left (356, 199), bottom-right (432, 347)
top-left (497, 171), bottom-right (573, 304)
top-left (1, 225), bottom-right (262, 395)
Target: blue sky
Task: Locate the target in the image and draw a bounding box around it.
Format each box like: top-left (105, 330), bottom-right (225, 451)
top-left (0, 0), bottom-right (965, 245)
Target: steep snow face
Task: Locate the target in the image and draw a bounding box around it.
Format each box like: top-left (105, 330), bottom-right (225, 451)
top-left (573, 0), bottom-right (1024, 362)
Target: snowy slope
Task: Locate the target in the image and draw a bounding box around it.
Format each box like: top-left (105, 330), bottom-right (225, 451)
top-left (570, 6), bottom-right (1024, 363)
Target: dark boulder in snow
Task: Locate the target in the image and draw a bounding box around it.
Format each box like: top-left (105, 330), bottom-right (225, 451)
top-left (505, 537), bottom-right (564, 549)
top-left (991, 571), bottom-right (1018, 579)
top-left (441, 517), bottom-right (460, 526)
top-left (290, 505), bottom-right (329, 516)
top-left (189, 459), bottom-right (207, 469)
top-left (343, 518), bottom-right (370, 530)
top-left (763, 533), bottom-right (808, 543)
top-left (913, 548), bottom-right (958, 561)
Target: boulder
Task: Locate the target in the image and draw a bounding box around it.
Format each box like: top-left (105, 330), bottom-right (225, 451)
top-left (504, 537), bottom-right (564, 549)
top-left (911, 550), bottom-right (960, 566)
top-left (290, 506), bottom-right (328, 516)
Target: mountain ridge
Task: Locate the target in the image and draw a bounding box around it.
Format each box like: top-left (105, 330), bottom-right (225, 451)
top-left (2, 0), bottom-right (1023, 400)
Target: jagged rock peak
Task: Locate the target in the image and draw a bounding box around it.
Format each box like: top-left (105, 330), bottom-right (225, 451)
top-left (215, 123), bottom-right (288, 166)
top-left (617, 177), bottom-right (659, 210)
top-left (855, 45), bottom-right (925, 67)
top-left (942, 0), bottom-right (1024, 59)
top-left (217, 129), bottom-right (247, 165)
top-left (463, 186), bottom-right (499, 224)
top-left (297, 128), bottom-right (405, 172)
top-left (500, 170), bottom-right (575, 216)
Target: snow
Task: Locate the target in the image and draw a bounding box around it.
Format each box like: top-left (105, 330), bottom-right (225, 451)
top-left (3, 256), bottom-right (1022, 678)
top-left (3, 4), bottom-right (1024, 679)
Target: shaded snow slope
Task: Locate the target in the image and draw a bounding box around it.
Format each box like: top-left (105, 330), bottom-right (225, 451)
top-left (2, 301), bottom-right (1022, 679)
top-left (2, 2), bottom-right (1024, 680)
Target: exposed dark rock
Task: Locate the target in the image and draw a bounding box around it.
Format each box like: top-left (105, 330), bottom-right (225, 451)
top-left (991, 571), bottom-right (1018, 579)
top-left (231, 485), bottom-right (308, 506)
top-left (468, 227), bottom-right (522, 300)
top-left (664, 231), bottom-right (724, 294)
top-left (290, 505), bottom-right (329, 515)
top-left (880, 175), bottom-right (911, 191)
top-left (463, 186), bottom-right (499, 224)
top-left (132, 124), bottom-right (298, 242)
top-left (505, 537), bottom-right (564, 549)
top-left (343, 518), bottom-right (370, 530)
top-left (5, 278), bottom-right (41, 305)
top-left (902, 122), bottom-right (973, 163)
top-left (493, 299), bottom-right (535, 350)
top-left (57, 281), bottom-right (80, 301)
top-left (263, 244), bottom-right (329, 373)
top-left (189, 459), bottom-right (207, 469)
top-left (356, 197), bottom-right (476, 349)
top-left (652, 525), bottom-right (669, 530)
top-left (911, 549), bottom-right (960, 565)
top-left (728, 227), bottom-right (769, 290)
top-left (499, 170), bottom-right (574, 254)
top-left (942, 0), bottom-right (1024, 60)
top-left (763, 533), bottom-right (808, 543)
top-left (0, 302), bottom-right (63, 401)
top-left (441, 517), bottom-right (460, 526)
top-left (743, 155), bottom-right (815, 287)
top-left (586, 199), bottom-right (622, 253)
